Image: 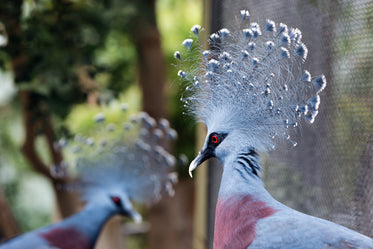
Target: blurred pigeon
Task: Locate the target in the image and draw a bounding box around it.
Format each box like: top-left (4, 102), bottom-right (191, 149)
top-left (0, 108), bottom-right (178, 249)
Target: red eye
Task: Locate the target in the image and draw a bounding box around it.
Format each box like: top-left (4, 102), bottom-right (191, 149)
top-left (211, 135), bottom-right (219, 144)
top-left (111, 196), bottom-right (121, 205)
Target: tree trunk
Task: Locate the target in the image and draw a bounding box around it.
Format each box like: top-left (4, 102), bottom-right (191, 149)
top-left (0, 187), bottom-right (21, 242)
top-left (147, 180), bottom-right (194, 249)
top-left (130, 1), bottom-right (194, 248)
top-left (132, 0), bottom-right (166, 119)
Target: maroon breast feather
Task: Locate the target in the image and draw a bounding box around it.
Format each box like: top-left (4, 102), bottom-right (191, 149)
top-left (214, 194), bottom-right (278, 249)
top-left (39, 227), bottom-right (92, 249)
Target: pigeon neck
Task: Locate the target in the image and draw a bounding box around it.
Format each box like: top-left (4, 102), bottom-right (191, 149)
top-left (64, 202), bottom-right (117, 245)
top-left (218, 151), bottom-right (270, 202)
top-left (38, 202), bottom-right (117, 249)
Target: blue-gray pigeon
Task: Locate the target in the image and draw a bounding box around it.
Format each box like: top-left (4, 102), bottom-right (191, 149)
top-left (0, 110), bottom-right (177, 249)
top-left (176, 10), bottom-right (373, 249)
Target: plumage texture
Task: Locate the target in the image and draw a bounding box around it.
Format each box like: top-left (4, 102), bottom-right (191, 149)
top-left (177, 10), bottom-right (373, 249)
top-left (0, 108), bottom-right (178, 249)
top-left (176, 14), bottom-right (326, 150)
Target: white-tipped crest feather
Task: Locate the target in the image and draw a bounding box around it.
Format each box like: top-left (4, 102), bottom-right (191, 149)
top-left (175, 10), bottom-right (326, 151)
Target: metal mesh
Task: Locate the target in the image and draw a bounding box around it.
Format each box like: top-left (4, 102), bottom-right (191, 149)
top-left (213, 0), bottom-right (373, 237)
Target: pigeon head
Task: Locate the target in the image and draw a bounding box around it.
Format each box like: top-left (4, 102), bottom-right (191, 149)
top-left (61, 108), bottom-right (178, 222)
top-left (176, 11), bottom-right (326, 176)
top-left (108, 193), bottom-right (142, 222)
top-left (189, 128), bottom-right (258, 177)
top-left (84, 185), bottom-right (142, 222)
top-left (189, 131), bottom-right (227, 177)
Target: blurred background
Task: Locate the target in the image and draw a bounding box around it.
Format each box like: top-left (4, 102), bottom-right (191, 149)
top-left (0, 0), bottom-right (372, 249)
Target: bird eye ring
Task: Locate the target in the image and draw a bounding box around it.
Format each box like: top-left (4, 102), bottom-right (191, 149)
top-left (211, 135), bottom-right (219, 144)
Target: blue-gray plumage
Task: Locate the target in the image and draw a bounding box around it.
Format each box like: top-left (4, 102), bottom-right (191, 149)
top-left (176, 10), bottom-right (373, 249)
top-left (0, 192), bottom-right (141, 249)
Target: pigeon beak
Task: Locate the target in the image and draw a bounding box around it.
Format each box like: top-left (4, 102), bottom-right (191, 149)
top-left (188, 156), bottom-right (201, 178)
top-left (122, 198), bottom-right (143, 223)
top-left (189, 147), bottom-right (214, 178)
top-left (128, 209), bottom-right (143, 224)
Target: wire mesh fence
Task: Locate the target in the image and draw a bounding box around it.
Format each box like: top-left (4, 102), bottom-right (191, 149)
top-left (207, 0), bottom-right (373, 241)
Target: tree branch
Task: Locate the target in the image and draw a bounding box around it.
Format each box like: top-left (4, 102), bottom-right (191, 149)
top-left (19, 91), bottom-right (54, 180)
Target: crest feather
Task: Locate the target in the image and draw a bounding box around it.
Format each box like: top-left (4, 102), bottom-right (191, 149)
top-left (175, 10), bottom-right (326, 150)
top-left (60, 108), bottom-right (178, 204)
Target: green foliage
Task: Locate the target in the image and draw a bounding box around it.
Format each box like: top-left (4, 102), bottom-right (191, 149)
top-left (94, 30), bottom-right (137, 94)
top-left (157, 0), bottom-right (202, 54)
top-left (0, 0), bottom-right (138, 118)
top-left (12, 175), bottom-right (54, 232)
top-left (64, 84), bottom-right (141, 135)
